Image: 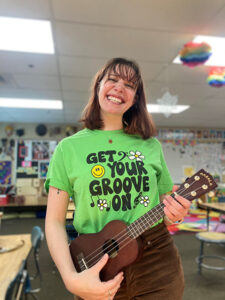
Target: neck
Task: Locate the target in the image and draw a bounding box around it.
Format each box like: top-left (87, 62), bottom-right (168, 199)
top-left (101, 113), bottom-right (123, 131)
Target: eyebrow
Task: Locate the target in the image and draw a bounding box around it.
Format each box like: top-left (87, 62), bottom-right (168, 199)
top-left (107, 73), bottom-right (137, 85)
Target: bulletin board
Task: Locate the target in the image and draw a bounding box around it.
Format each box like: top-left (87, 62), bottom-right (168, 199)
top-left (162, 142), bottom-right (224, 184)
top-left (16, 140), bottom-right (57, 179)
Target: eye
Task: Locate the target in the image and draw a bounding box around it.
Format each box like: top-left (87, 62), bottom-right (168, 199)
top-left (108, 77), bottom-right (117, 82)
top-left (125, 83), bottom-right (135, 89)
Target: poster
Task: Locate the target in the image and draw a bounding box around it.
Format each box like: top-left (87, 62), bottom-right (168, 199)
top-left (39, 161), bottom-right (49, 178)
top-left (0, 161), bottom-right (12, 184)
top-left (32, 141), bottom-right (50, 160)
top-left (183, 166), bottom-right (195, 178)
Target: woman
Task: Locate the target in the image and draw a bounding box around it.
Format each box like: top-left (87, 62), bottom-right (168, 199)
top-left (45, 57), bottom-right (190, 300)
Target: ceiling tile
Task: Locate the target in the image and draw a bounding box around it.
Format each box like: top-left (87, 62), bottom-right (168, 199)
top-left (52, 0), bottom-right (225, 33)
top-left (13, 74), bottom-right (60, 90)
top-left (0, 0), bottom-right (51, 19)
top-left (55, 22), bottom-right (194, 62)
top-left (0, 52), bottom-right (58, 75)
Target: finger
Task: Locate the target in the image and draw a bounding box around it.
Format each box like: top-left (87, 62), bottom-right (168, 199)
top-left (103, 272), bottom-right (124, 291)
top-left (174, 194), bottom-right (191, 209)
top-left (164, 194), bottom-right (190, 210)
top-left (164, 205), bottom-right (184, 221)
top-left (105, 283), bottom-right (121, 300)
top-left (164, 196), bottom-right (189, 215)
top-left (92, 253), bottom-right (109, 273)
top-left (172, 185), bottom-right (179, 192)
top-left (163, 195), bottom-right (184, 213)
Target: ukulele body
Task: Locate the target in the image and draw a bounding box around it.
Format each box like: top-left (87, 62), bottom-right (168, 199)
top-left (69, 220), bottom-right (141, 281)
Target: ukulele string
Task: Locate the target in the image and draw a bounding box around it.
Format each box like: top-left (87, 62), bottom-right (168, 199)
top-left (171, 178), bottom-right (197, 199)
top-left (85, 200), bottom-right (172, 267)
top-left (84, 208), bottom-right (159, 267)
top-left (83, 185), bottom-right (203, 267)
top-left (83, 185), bottom-right (204, 268)
top-left (177, 186), bottom-right (204, 200)
top-left (87, 203), bottom-right (170, 269)
top-left (83, 200), bottom-right (164, 265)
top-left (86, 208), bottom-right (163, 269)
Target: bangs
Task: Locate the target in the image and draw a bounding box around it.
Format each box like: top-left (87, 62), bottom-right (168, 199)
top-left (106, 63), bottom-right (141, 87)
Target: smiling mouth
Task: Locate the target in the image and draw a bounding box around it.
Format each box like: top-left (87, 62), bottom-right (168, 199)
top-left (107, 95), bottom-right (123, 104)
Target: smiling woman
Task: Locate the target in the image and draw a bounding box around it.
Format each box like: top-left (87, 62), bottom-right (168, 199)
top-left (45, 57), bottom-right (191, 300)
top-left (81, 57), bottom-right (156, 138)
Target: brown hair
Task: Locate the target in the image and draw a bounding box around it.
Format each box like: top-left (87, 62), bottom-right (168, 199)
top-left (81, 57), bottom-right (156, 139)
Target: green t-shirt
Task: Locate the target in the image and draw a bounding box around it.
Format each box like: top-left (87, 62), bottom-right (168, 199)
top-left (45, 129), bottom-right (173, 234)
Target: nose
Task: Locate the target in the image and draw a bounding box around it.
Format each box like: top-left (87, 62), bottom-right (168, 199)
top-left (114, 80), bottom-right (124, 92)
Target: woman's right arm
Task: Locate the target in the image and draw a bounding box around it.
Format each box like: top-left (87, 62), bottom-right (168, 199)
top-left (45, 186), bottom-right (123, 299)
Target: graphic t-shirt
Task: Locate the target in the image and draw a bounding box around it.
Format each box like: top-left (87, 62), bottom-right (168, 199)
top-left (45, 129), bottom-right (173, 234)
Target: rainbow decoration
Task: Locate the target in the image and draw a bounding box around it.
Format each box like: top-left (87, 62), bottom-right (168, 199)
top-left (179, 42), bottom-right (212, 67)
top-left (207, 67), bottom-right (225, 87)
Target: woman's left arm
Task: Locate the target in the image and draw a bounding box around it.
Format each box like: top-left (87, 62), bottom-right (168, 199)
top-left (160, 185), bottom-right (191, 225)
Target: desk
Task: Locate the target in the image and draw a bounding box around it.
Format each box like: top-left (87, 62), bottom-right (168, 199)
top-left (198, 202), bottom-right (225, 230)
top-left (0, 234), bottom-right (32, 300)
top-left (0, 196), bottom-right (47, 213)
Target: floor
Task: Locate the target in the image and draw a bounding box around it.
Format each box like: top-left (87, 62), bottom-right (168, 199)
top-left (1, 217), bottom-right (225, 300)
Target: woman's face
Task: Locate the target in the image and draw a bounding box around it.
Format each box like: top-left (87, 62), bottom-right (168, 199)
top-left (98, 67), bottom-right (137, 118)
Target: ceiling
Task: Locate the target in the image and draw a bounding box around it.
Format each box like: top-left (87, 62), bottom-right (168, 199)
top-left (0, 0), bottom-right (225, 128)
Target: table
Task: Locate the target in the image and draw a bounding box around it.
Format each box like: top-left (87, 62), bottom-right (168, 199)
top-left (0, 196), bottom-right (47, 213)
top-left (66, 201), bottom-right (75, 220)
top-left (198, 202), bottom-right (225, 230)
top-left (0, 234), bottom-right (32, 300)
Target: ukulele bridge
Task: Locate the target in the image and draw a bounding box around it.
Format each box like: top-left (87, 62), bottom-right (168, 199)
top-left (77, 253), bottom-right (88, 271)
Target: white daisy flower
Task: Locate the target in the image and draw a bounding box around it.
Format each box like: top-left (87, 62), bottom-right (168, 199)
top-left (128, 151), bottom-right (145, 161)
top-left (97, 199), bottom-right (108, 211)
top-left (140, 196), bottom-right (150, 207)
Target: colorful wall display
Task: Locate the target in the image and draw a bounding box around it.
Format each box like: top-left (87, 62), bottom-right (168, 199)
top-left (0, 161), bottom-right (12, 184)
top-left (16, 140), bottom-right (57, 179)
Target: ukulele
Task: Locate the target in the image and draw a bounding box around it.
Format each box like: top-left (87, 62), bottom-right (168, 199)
top-left (69, 169), bottom-right (217, 281)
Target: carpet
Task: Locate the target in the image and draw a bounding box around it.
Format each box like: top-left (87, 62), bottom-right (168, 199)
top-left (168, 208), bottom-right (220, 235)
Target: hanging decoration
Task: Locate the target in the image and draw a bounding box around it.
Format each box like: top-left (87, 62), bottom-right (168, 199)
top-left (207, 67), bottom-right (225, 87)
top-left (179, 42), bottom-right (212, 67)
top-left (157, 91), bottom-right (178, 118)
top-left (5, 125), bottom-right (14, 137)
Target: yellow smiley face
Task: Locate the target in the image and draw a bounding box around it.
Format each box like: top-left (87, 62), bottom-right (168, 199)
top-left (91, 165), bottom-right (105, 178)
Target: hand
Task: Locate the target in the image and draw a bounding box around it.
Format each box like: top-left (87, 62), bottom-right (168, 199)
top-left (163, 185), bottom-right (190, 224)
top-left (66, 254), bottom-right (124, 300)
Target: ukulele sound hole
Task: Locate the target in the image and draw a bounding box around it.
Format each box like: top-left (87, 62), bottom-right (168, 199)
top-left (103, 239), bottom-right (119, 258)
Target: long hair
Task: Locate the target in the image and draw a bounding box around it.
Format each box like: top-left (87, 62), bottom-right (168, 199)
top-left (81, 57), bottom-right (156, 139)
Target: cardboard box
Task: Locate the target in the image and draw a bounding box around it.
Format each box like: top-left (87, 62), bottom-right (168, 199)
top-left (33, 179), bottom-right (40, 187)
top-left (16, 179), bottom-right (33, 187)
top-left (17, 186), bottom-right (37, 196)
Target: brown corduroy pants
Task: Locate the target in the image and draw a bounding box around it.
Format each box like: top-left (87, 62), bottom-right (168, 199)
top-left (74, 223), bottom-right (184, 300)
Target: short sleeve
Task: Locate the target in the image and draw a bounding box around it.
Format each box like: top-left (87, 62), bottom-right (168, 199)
top-left (45, 142), bottom-right (73, 197)
top-left (157, 145), bottom-right (173, 195)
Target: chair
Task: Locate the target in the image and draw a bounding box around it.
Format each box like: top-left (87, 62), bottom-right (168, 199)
top-left (5, 227), bottom-right (44, 300)
top-left (195, 231), bottom-right (225, 274)
top-left (5, 260), bottom-right (28, 300)
top-left (30, 226), bottom-right (44, 281)
top-left (24, 226), bottom-right (44, 299)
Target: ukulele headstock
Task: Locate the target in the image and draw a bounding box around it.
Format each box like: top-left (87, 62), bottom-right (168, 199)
top-left (175, 169), bottom-right (217, 201)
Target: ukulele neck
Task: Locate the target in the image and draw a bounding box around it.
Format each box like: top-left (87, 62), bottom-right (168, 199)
top-left (127, 169), bottom-right (218, 239)
top-left (127, 202), bottom-right (165, 239)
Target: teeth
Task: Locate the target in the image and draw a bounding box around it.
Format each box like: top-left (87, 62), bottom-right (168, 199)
top-left (107, 96), bottom-right (122, 104)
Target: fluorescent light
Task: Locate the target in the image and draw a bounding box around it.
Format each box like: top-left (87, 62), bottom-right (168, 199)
top-left (0, 17), bottom-right (55, 54)
top-left (0, 98), bottom-right (63, 109)
top-left (173, 35), bottom-right (225, 67)
top-left (147, 104), bottom-right (189, 114)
